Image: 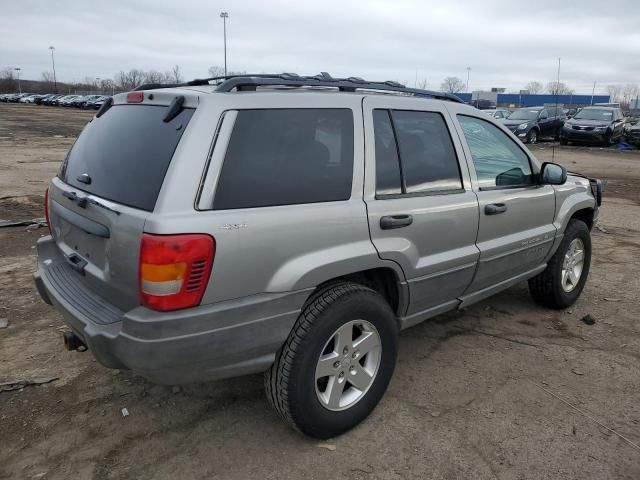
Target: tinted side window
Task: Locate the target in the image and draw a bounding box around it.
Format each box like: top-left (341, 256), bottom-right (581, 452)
top-left (213, 109), bottom-right (354, 210)
top-left (373, 110), bottom-right (402, 195)
top-left (391, 111), bottom-right (462, 194)
top-left (457, 115), bottom-right (534, 189)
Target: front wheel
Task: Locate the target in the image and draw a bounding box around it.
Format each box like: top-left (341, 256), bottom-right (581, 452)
top-left (604, 131), bottom-right (615, 146)
top-left (526, 129), bottom-right (538, 144)
top-left (265, 282), bottom-right (398, 438)
top-left (528, 219), bottom-right (591, 309)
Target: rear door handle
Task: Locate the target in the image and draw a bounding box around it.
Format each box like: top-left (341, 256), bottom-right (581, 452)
top-left (485, 203), bottom-right (507, 215)
top-left (380, 214), bottom-right (413, 230)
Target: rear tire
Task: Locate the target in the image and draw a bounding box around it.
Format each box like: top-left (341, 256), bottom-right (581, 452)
top-left (265, 282), bottom-right (398, 439)
top-left (528, 219), bottom-right (591, 309)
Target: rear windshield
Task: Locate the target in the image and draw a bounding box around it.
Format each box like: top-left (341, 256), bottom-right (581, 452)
top-left (61, 104), bottom-right (194, 211)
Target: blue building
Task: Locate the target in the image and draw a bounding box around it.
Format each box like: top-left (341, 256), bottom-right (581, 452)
top-left (455, 92), bottom-right (610, 107)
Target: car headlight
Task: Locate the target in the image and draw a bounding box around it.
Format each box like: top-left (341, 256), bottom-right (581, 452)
top-left (518, 123), bottom-right (528, 129)
top-left (594, 126), bottom-right (608, 131)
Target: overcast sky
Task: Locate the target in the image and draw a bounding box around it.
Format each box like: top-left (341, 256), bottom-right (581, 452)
top-left (2, 0), bottom-right (638, 94)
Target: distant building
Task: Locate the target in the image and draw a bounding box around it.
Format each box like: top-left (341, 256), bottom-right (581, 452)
top-left (457, 92), bottom-right (610, 108)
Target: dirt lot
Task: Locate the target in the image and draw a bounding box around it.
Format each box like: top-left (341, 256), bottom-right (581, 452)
top-left (1, 103), bottom-right (639, 479)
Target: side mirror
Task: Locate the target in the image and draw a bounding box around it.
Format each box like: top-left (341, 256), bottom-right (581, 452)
top-left (540, 162), bottom-right (567, 185)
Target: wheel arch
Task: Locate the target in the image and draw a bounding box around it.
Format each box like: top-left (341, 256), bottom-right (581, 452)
top-left (301, 267), bottom-right (408, 319)
top-left (569, 207), bottom-right (596, 231)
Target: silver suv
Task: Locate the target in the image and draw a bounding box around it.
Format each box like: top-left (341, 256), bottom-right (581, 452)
top-left (34, 73), bottom-right (602, 438)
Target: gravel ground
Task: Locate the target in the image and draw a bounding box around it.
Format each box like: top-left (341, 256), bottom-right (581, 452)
top-left (0, 103), bottom-right (639, 480)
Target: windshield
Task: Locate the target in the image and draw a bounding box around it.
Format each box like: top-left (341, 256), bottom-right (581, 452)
top-left (573, 109), bottom-right (614, 121)
top-left (508, 109), bottom-right (540, 120)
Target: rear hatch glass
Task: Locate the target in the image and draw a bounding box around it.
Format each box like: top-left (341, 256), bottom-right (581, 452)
top-left (61, 104), bottom-right (194, 211)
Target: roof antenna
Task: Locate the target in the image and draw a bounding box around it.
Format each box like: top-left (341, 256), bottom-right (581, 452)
top-left (552, 57), bottom-right (561, 162)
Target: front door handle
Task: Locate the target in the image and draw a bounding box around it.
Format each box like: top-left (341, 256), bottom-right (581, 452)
top-left (485, 203), bottom-right (507, 215)
top-left (380, 214), bottom-right (413, 230)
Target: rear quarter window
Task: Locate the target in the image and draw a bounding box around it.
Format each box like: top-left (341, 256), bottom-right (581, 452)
top-left (61, 105), bottom-right (194, 211)
top-left (213, 109), bottom-right (354, 210)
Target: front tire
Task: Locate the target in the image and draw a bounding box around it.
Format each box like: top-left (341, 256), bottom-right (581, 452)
top-left (604, 131), bottom-right (614, 147)
top-left (265, 282), bottom-right (398, 438)
top-left (528, 219), bottom-right (591, 309)
top-left (526, 129), bottom-right (538, 144)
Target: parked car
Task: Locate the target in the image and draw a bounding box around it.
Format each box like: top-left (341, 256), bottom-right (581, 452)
top-left (73, 95), bottom-right (102, 108)
top-left (8, 93), bottom-right (30, 102)
top-left (484, 109), bottom-right (510, 120)
top-left (502, 106), bottom-right (565, 143)
top-left (68, 96), bottom-right (88, 108)
top-left (34, 74), bottom-right (602, 439)
top-left (43, 94), bottom-right (64, 106)
top-left (21, 94), bottom-right (43, 104)
top-left (560, 106), bottom-right (625, 146)
top-left (84, 95), bottom-right (107, 109)
top-left (55, 95), bottom-right (82, 106)
top-left (626, 120), bottom-right (640, 147)
top-left (35, 93), bottom-right (56, 105)
top-left (470, 99), bottom-right (496, 110)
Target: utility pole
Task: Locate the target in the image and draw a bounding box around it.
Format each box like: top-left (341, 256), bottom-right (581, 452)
top-left (49, 46), bottom-right (57, 93)
top-left (220, 12), bottom-right (229, 76)
top-left (466, 66), bottom-right (471, 92)
top-left (591, 80), bottom-right (596, 105)
top-left (14, 67), bottom-right (21, 94)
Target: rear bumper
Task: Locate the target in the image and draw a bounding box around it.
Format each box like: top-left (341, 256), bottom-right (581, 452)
top-left (34, 237), bottom-right (309, 384)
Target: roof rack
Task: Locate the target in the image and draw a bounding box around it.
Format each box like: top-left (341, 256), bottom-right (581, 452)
top-left (134, 72), bottom-right (463, 103)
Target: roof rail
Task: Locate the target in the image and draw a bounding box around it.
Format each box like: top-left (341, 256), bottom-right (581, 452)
top-left (134, 73), bottom-right (463, 103)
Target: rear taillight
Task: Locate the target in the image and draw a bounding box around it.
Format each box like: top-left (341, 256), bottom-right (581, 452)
top-left (44, 187), bottom-right (52, 236)
top-left (139, 233), bottom-right (215, 311)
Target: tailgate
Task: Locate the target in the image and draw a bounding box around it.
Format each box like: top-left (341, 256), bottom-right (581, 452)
top-left (46, 98), bottom-right (196, 313)
top-left (48, 177), bottom-right (148, 312)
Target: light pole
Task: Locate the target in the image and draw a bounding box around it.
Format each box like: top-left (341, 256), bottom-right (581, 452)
top-left (14, 67), bottom-right (21, 94)
top-left (220, 11), bottom-right (229, 76)
top-left (466, 66), bottom-right (471, 92)
top-left (49, 46), bottom-right (58, 93)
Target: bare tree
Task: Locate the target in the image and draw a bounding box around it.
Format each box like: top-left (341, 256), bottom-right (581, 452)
top-left (208, 66), bottom-right (225, 78)
top-left (115, 69), bottom-right (146, 90)
top-left (440, 76), bottom-right (465, 94)
top-left (144, 70), bottom-right (164, 84)
top-left (164, 65), bottom-right (182, 83)
top-left (41, 71), bottom-right (55, 91)
top-left (546, 81), bottom-right (574, 95)
top-left (524, 81), bottom-right (543, 94)
top-left (416, 78), bottom-right (428, 90)
top-left (606, 85), bottom-right (622, 103)
top-left (622, 83), bottom-right (639, 106)
top-left (0, 67), bottom-right (16, 93)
